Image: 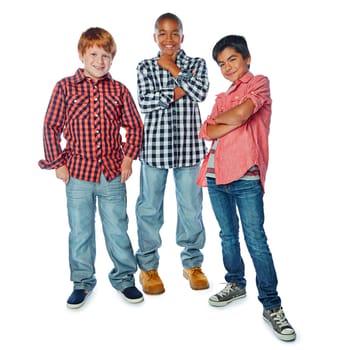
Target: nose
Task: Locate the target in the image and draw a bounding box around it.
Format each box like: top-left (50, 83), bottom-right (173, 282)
top-left (223, 62), bottom-right (232, 72)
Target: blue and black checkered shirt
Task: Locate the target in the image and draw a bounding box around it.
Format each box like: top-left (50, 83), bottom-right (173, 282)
top-left (136, 50), bottom-right (209, 168)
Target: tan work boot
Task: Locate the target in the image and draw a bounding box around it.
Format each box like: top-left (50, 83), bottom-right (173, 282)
top-left (139, 269), bottom-right (165, 295)
top-left (183, 267), bottom-right (209, 290)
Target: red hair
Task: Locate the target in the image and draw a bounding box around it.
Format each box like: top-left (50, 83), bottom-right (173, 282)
top-left (78, 27), bottom-right (117, 59)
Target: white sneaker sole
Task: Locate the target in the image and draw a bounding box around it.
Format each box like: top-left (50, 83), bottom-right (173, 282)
top-left (208, 293), bottom-right (246, 307)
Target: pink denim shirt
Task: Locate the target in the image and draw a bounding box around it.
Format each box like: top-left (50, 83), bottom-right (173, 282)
top-left (197, 72), bottom-right (272, 192)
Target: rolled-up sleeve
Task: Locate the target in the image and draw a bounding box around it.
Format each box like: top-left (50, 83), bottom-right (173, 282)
top-left (137, 61), bottom-right (175, 113)
top-left (176, 58), bottom-right (209, 102)
top-left (242, 75), bottom-right (271, 113)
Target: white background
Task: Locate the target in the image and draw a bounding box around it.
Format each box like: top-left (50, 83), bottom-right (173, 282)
top-left (1, 0), bottom-right (349, 348)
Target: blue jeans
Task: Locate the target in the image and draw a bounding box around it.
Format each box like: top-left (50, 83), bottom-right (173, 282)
top-left (66, 174), bottom-right (137, 292)
top-left (135, 162), bottom-right (205, 270)
top-left (207, 177), bottom-right (281, 310)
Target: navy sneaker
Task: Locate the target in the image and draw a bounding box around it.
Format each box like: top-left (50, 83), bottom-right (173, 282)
top-left (67, 289), bottom-right (90, 309)
top-left (119, 286), bottom-right (144, 304)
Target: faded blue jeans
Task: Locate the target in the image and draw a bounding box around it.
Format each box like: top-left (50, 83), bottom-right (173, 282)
top-left (207, 177), bottom-right (281, 310)
top-left (135, 162), bottom-right (205, 270)
top-left (66, 174), bottom-right (137, 292)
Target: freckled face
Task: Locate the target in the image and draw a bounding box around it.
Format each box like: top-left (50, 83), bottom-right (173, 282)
top-left (154, 18), bottom-right (184, 56)
top-left (80, 45), bottom-right (113, 81)
top-left (216, 47), bottom-right (251, 83)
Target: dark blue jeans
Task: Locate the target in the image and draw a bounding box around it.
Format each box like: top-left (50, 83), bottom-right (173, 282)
top-left (207, 177), bottom-right (281, 310)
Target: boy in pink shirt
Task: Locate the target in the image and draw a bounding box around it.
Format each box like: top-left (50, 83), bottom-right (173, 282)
top-left (198, 35), bottom-right (296, 342)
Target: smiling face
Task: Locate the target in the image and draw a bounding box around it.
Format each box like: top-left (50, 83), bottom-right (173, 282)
top-left (153, 18), bottom-right (184, 56)
top-left (79, 45), bottom-right (113, 81)
top-left (216, 47), bottom-right (251, 83)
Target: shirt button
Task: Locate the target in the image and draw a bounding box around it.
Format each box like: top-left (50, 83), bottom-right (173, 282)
top-left (95, 98), bottom-right (98, 101)
top-left (96, 130), bottom-right (100, 134)
top-left (95, 114), bottom-right (99, 118)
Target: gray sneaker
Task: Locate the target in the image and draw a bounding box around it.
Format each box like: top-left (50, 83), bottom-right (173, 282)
top-left (263, 307), bottom-right (296, 341)
top-left (208, 283), bottom-right (246, 307)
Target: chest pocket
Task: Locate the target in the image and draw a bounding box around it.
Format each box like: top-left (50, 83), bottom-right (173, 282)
top-left (103, 94), bottom-right (123, 121)
top-left (66, 95), bottom-right (90, 120)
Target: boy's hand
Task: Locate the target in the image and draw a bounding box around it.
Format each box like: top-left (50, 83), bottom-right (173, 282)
top-left (120, 157), bottom-right (133, 183)
top-left (158, 52), bottom-right (180, 77)
top-left (174, 86), bottom-right (186, 101)
top-left (158, 52), bottom-right (176, 67)
top-left (55, 165), bottom-right (70, 184)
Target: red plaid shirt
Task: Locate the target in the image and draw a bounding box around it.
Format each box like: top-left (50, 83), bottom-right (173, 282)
top-left (39, 69), bottom-right (143, 182)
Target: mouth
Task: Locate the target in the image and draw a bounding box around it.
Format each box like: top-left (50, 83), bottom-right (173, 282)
top-left (224, 71), bottom-right (237, 81)
top-left (163, 44), bottom-right (176, 50)
top-left (93, 65), bottom-right (105, 70)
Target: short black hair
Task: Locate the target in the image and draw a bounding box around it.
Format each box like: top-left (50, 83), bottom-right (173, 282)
top-left (212, 35), bottom-right (250, 62)
top-left (154, 12), bottom-right (183, 34)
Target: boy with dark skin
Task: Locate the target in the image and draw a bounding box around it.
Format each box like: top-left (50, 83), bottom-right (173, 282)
top-left (135, 13), bottom-right (209, 294)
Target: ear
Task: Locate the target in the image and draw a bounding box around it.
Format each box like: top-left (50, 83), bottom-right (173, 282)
top-left (246, 56), bottom-right (251, 66)
top-left (181, 34), bottom-right (184, 44)
top-left (153, 33), bottom-right (157, 43)
top-left (78, 51), bottom-right (84, 63)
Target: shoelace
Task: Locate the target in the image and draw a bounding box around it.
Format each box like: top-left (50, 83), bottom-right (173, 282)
top-left (217, 283), bottom-right (236, 297)
top-left (270, 309), bottom-right (291, 330)
top-left (187, 267), bottom-right (201, 274)
top-left (145, 270), bottom-right (158, 280)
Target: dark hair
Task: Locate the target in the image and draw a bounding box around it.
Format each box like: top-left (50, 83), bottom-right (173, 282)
top-left (154, 12), bottom-right (183, 34)
top-left (212, 35), bottom-right (250, 62)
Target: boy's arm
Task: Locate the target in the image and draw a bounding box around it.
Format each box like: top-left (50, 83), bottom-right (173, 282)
top-left (157, 53), bottom-right (209, 103)
top-left (38, 83), bottom-right (67, 170)
top-left (120, 87), bottom-right (144, 161)
top-left (156, 53), bottom-right (187, 102)
top-left (175, 57), bottom-right (209, 102)
top-left (206, 99), bottom-right (254, 139)
top-left (202, 75), bottom-right (271, 140)
top-left (215, 99), bottom-right (255, 125)
top-left (137, 61), bottom-right (175, 113)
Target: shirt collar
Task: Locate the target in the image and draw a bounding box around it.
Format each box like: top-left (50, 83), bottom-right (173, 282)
top-left (74, 68), bottom-right (113, 83)
top-left (226, 71), bottom-right (253, 94)
top-left (156, 49), bottom-right (186, 60)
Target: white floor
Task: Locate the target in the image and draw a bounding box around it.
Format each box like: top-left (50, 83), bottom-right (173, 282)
top-left (2, 165), bottom-right (348, 350)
